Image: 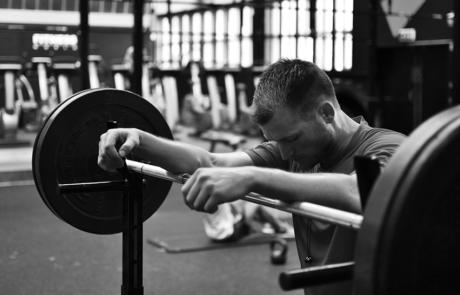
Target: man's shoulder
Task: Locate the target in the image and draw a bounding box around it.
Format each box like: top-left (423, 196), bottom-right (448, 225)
top-left (360, 124), bottom-right (407, 145)
top-left (355, 125), bottom-right (407, 165)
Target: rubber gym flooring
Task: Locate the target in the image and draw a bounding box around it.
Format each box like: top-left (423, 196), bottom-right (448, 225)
top-left (0, 129), bottom-right (302, 295)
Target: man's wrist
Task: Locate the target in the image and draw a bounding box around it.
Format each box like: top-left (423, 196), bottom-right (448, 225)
top-left (246, 166), bottom-right (263, 193)
top-left (132, 128), bottom-right (146, 155)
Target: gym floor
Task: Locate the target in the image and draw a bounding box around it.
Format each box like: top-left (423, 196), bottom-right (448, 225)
top-left (0, 128), bottom-right (302, 295)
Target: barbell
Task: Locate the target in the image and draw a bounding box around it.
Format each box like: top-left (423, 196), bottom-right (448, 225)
top-left (125, 159), bottom-right (363, 228)
top-left (33, 88), bottom-right (460, 294)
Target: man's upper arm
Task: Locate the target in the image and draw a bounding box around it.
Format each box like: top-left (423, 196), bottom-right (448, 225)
top-left (211, 151), bottom-right (254, 167)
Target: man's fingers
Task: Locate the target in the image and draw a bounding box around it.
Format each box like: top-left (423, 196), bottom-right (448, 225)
top-left (203, 198), bottom-right (218, 213)
top-left (119, 137), bottom-right (137, 158)
top-left (102, 131), bottom-right (123, 158)
top-left (98, 130), bottom-right (128, 171)
top-left (181, 172), bottom-right (195, 195)
top-left (182, 175), bottom-right (200, 209)
top-left (193, 186), bottom-right (212, 211)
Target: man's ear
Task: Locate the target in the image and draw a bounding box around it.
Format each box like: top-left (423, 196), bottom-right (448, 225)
top-left (318, 102), bottom-right (335, 123)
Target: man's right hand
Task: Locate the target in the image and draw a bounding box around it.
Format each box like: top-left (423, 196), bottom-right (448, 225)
top-left (97, 128), bottom-right (141, 172)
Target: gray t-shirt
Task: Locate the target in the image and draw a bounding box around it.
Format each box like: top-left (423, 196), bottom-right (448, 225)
top-left (245, 118), bottom-right (406, 295)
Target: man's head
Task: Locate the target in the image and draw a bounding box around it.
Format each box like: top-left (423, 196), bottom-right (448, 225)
top-left (253, 59), bottom-right (338, 125)
top-left (253, 59), bottom-right (341, 168)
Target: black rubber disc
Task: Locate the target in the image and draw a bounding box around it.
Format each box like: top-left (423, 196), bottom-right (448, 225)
top-left (33, 88), bottom-right (173, 234)
top-left (354, 105), bottom-right (460, 295)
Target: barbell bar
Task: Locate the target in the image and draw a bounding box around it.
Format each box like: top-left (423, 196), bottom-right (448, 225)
top-left (125, 159), bottom-right (363, 230)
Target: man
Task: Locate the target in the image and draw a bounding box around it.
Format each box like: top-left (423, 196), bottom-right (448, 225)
top-left (98, 59), bottom-right (406, 294)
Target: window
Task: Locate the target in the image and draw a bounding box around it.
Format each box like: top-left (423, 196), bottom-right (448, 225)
top-left (265, 0), bottom-right (353, 71)
top-left (155, 1), bottom-right (352, 70)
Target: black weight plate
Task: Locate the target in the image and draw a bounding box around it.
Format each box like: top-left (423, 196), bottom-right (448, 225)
top-left (354, 105), bottom-right (460, 295)
top-left (33, 88), bottom-right (173, 234)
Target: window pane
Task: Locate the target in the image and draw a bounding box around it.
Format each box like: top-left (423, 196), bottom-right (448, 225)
top-left (171, 16), bottom-right (179, 33)
top-left (298, 0), bottom-right (309, 10)
top-left (344, 0), bottom-right (354, 32)
top-left (335, 12), bottom-right (344, 32)
top-left (324, 34), bottom-right (333, 71)
top-left (202, 11), bottom-right (214, 67)
top-left (228, 39), bottom-right (240, 66)
top-left (324, 0), bottom-right (333, 32)
top-left (316, 0), bottom-right (324, 32)
top-left (281, 37), bottom-right (296, 58)
top-left (216, 41), bottom-right (225, 67)
top-left (344, 0), bottom-right (354, 12)
top-left (281, 0), bottom-right (296, 35)
top-left (335, 0), bottom-right (344, 32)
top-left (264, 39), bottom-right (272, 64)
top-left (161, 17), bottom-right (171, 65)
top-left (334, 32), bottom-right (344, 71)
top-left (216, 10), bottom-right (225, 40)
top-left (228, 8), bottom-right (240, 36)
top-left (215, 10), bottom-right (226, 66)
top-left (181, 15), bottom-right (191, 66)
top-left (241, 38), bottom-right (253, 67)
top-left (315, 37), bottom-right (324, 68)
top-left (171, 16), bottom-right (180, 65)
top-left (228, 8), bottom-right (240, 66)
top-left (265, 8), bottom-right (272, 35)
top-left (203, 11), bottom-right (214, 36)
top-left (203, 42), bottom-right (213, 67)
top-left (242, 6), bottom-right (253, 37)
top-left (297, 37), bottom-right (314, 62)
top-left (344, 33), bottom-right (353, 70)
top-left (192, 13), bottom-right (202, 61)
top-left (298, 0), bottom-right (310, 35)
top-left (271, 7), bottom-right (280, 35)
top-left (271, 38), bottom-right (280, 63)
top-left (344, 11), bottom-right (353, 32)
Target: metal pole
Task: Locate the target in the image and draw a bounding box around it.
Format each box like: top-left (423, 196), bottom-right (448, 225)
top-left (368, 0), bottom-right (378, 96)
top-left (121, 174), bottom-right (144, 295)
top-left (310, 0), bottom-right (317, 63)
top-left (79, 0), bottom-right (90, 90)
top-left (252, 0), bottom-right (265, 66)
top-left (453, 0), bottom-right (460, 104)
top-left (125, 160), bottom-right (363, 230)
top-left (131, 0), bottom-right (144, 95)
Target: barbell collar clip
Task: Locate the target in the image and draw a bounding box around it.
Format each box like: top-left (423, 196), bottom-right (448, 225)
top-left (279, 261), bottom-right (354, 290)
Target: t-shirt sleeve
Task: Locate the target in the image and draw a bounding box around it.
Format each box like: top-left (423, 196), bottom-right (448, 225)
top-left (361, 130), bottom-right (407, 167)
top-left (244, 141), bottom-right (289, 169)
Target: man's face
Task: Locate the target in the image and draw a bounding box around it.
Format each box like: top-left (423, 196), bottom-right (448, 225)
top-left (260, 106), bottom-right (332, 169)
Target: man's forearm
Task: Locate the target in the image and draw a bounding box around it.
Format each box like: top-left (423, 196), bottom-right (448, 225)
top-left (133, 130), bottom-right (214, 173)
top-left (249, 167), bottom-right (362, 213)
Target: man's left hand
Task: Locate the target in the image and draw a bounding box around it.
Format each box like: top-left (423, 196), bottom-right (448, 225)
top-left (181, 167), bottom-right (255, 213)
